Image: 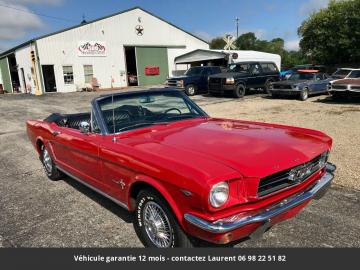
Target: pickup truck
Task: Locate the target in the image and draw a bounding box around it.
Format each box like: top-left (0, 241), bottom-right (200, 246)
top-left (165, 66), bottom-right (222, 96)
top-left (208, 61), bottom-right (280, 98)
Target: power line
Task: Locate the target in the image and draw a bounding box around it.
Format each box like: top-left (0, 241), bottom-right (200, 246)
top-left (0, 3), bottom-right (77, 23)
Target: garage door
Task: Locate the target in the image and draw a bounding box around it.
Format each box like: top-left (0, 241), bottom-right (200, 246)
top-left (135, 47), bottom-right (169, 86)
top-left (0, 57), bottom-right (12, 93)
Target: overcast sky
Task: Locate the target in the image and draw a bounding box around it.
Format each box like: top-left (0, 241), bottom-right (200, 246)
top-left (0, 0), bottom-right (330, 52)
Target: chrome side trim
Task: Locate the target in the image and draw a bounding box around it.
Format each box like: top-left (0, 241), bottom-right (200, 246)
top-left (184, 163), bottom-right (335, 234)
top-left (57, 166), bottom-right (129, 210)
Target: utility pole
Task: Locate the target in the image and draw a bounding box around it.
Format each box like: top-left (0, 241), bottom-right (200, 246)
top-left (235, 17), bottom-right (239, 39)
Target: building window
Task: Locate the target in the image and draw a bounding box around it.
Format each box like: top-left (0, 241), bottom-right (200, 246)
top-left (63, 66), bottom-right (74, 84)
top-left (83, 65), bottom-right (94, 84)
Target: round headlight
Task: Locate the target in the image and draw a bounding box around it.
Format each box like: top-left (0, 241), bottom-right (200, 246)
top-left (319, 150), bottom-right (329, 168)
top-left (209, 182), bottom-right (229, 208)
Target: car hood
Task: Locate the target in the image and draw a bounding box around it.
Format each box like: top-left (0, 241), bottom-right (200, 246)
top-left (209, 72), bottom-right (249, 79)
top-left (332, 78), bottom-right (360, 85)
top-left (120, 118), bottom-right (331, 179)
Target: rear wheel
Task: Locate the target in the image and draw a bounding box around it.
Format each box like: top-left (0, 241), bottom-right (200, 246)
top-left (234, 84), bottom-right (246, 98)
top-left (185, 84), bottom-right (197, 96)
top-left (134, 189), bottom-right (193, 248)
top-left (41, 146), bottom-right (63, 181)
top-left (299, 88), bottom-right (309, 101)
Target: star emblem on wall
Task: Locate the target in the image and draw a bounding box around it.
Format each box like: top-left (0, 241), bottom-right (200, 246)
top-left (135, 25), bottom-right (144, 36)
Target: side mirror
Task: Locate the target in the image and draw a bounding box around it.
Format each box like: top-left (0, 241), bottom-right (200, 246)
top-left (79, 121), bottom-right (90, 134)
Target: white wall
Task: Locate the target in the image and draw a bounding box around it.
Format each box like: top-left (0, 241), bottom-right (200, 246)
top-left (35, 8), bottom-right (208, 93)
top-left (0, 66), bottom-right (3, 85)
top-left (15, 44), bottom-right (37, 93)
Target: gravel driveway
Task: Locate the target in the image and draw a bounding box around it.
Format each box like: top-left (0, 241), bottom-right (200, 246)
top-left (0, 89), bottom-right (359, 247)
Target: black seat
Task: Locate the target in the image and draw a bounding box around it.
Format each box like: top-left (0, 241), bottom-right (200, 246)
top-left (44, 112), bottom-right (90, 130)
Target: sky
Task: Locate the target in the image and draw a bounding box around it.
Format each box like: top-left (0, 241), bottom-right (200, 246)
top-left (0, 0), bottom-right (331, 53)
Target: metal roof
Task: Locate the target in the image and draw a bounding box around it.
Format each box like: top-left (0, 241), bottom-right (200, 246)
top-left (174, 49), bottom-right (228, 64)
top-left (0, 6), bottom-right (208, 58)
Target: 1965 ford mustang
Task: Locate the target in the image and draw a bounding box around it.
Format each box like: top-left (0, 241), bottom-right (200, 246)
top-left (27, 89), bottom-right (336, 247)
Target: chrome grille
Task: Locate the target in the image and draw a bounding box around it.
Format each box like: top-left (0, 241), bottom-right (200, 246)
top-left (350, 85), bottom-right (360, 90)
top-left (208, 77), bottom-right (223, 91)
top-left (166, 80), bottom-right (179, 87)
top-left (332, 85), bottom-right (347, 90)
top-left (258, 154), bottom-right (324, 197)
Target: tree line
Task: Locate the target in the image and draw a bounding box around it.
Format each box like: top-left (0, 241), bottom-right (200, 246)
top-left (209, 0), bottom-right (360, 68)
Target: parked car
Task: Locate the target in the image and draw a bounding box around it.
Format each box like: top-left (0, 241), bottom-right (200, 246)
top-left (208, 61), bottom-right (280, 98)
top-left (269, 70), bottom-right (331, 101)
top-left (330, 69), bottom-right (360, 100)
top-left (27, 89), bottom-right (336, 247)
top-left (165, 66), bottom-right (222, 96)
top-left (331, 68), bottom-right (355, 81)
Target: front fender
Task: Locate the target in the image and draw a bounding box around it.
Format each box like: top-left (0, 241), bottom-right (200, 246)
top-left (127, 175), bottom-right (183, 224)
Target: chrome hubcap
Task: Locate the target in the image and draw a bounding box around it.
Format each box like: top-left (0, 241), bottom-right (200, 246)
top-left (188, 87), bottom-right (195, 95)
top-left (43, 149), bottom-right (52, 173)
top-left (143, 201), bottom-right (172, 247)
top-left (302, 90), bottom-right (308, 99)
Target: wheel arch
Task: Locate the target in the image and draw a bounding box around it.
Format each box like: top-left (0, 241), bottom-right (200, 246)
top-left (236, 80), bottom-right (246, 88)
top-left (128, 177), bottom-right (183, 225)
top-left (35, 137), bottom-right (44, 154)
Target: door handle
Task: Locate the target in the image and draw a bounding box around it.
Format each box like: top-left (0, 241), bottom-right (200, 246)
top-left (52, 131), bottom-right (61, 136)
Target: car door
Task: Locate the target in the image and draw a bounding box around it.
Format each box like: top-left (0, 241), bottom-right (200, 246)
top-left (248, 63), bottom-right (265, 88)
top-left (50, 120), bottom-right (102, 189)
top-left (311, 74), bottom-right (326, 93)
top-left (201, 68), bottom-right (212, 91)
top-left (98, 137), bottom-right (138, 204)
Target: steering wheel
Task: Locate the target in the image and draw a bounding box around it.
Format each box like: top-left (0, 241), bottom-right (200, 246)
top-left (164, 108), bottom-right (182, 114)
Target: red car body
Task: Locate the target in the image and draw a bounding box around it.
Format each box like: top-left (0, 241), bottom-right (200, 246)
top-left (26, 89), bottom-right (335, 246)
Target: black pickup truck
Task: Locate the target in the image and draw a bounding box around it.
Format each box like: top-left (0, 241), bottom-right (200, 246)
top-left (208, 61), bottom-right (280, 98)
top-left (165, 66), bottom-right (222, 96)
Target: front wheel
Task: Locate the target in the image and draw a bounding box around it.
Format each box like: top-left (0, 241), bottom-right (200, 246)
top-left (233, 84), bottom-right (246, 98)
top-left (185, 84), bottom-right (196, 96)
top-left (134, 189), bottom-right (193, 248)
top-left (41, 145), bottom-right (63, 181)
top-left (299, 88), bottom-right (309, 101)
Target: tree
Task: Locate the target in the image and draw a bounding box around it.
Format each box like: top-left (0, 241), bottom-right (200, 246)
top-left (209, 37), bottom-right (226, 49)
top-left (235, 32), bottom-right (257, 49)
top-left (210, 32), bottom-right (308, 68)
top-left (298, 0), bottom-right (360, 64)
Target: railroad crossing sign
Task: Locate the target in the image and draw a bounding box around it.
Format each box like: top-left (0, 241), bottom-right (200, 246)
top-left (223, 35), bottom-right (236, 50)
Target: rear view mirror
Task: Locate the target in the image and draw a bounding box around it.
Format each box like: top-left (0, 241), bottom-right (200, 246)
top-left (80, 121), bottom-right (90, 134)
top-left (139, 96), bottom-right (155, 104)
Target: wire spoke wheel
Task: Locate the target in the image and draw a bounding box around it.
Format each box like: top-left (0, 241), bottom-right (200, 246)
top-left (43, 149), bottom-right (52, 173)
top-left (143, 201), bottom-right (173, 248)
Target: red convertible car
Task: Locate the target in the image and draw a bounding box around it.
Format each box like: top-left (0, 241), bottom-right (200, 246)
top-left (27, 89), bottom-right (336, 247)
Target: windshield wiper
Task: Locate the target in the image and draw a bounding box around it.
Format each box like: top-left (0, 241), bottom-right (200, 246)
top-left (161, 114), bottom-right (200, 121)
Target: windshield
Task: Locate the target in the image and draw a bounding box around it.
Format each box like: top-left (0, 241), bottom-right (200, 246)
top-left (185, 67), bottom-right (203, 76)
top-left (332, 69), bottom-right (351, 76)
top-left (228, 64), bottom-right (249, 73)
top-left (97, 91), bottom-right (207, 134)
top-left (347, 70), bottom-right (360, 78)
top-left (287, 73), bottom-right (315, 80)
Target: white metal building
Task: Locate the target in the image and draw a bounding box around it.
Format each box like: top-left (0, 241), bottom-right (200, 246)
top-left (0, 7), bottom-right (208, 94)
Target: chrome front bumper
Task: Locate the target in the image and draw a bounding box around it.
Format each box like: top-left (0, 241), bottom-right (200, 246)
top-left (184, 162), bottom-right (336, 234)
